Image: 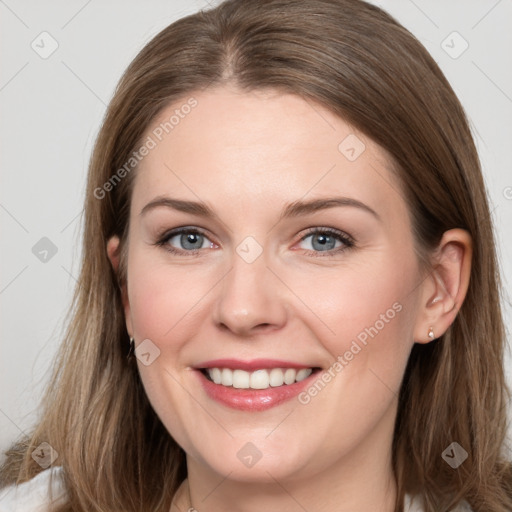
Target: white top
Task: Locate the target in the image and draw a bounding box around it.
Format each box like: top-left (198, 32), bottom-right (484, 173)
top-left (0, 466), bottom-right (472, 511)
top-left (0, 466), bottom-right (67, 512)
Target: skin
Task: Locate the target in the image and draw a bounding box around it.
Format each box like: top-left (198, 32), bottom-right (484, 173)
top-left (107, 85), bottom-right (472, 512)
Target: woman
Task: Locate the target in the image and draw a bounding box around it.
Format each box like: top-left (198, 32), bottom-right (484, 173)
top-left (1, 0), bottom-right (511, 511)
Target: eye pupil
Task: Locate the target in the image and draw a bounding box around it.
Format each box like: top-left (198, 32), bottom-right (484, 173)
top-left (312, 233), bottom-right (336, 251)
top-left (181, 232), bottom-right (203, 250)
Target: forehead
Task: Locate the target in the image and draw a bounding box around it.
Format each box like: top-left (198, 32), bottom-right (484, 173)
top-left (132, 86), bottom-right (407, 225)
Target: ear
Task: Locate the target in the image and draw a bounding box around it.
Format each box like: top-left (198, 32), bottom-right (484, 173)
top-left (413, 228), bottom-right (472, 344)
top-left (106, 236), bottom-right (133, 337)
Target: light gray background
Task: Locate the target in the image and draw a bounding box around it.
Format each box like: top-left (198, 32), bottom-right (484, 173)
top-left (1, 0), bottom-right (511, 460)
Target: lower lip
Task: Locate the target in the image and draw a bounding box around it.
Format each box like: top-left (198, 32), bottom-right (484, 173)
top-left (195, 369), bottom-right (318, 411)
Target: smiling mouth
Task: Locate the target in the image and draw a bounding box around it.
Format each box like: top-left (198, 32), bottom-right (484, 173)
top-left (200, 367), bottom-right (322, 390)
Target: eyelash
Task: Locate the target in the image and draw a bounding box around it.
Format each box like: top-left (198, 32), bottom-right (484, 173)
top-left (155, 227), bottom-right (211, 258)
top-left (154, 226), bottom-right (355, 257)
top-left (296, 227), bottom-right (355, 257)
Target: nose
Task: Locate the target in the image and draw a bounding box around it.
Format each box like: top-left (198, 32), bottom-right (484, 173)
top-left (212, 247), bottom-right (288, 337)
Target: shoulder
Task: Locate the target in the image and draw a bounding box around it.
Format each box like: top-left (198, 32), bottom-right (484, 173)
top-left (0, 466), bottom-right (67, 512)
top-left (405, 493), bottom-right (473, 511)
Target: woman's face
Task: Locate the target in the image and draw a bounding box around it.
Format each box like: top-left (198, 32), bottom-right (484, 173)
top-left (113, 85), bottom-right (428, 484)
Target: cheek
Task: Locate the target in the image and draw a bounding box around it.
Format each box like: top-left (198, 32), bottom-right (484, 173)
top-left (127, 252), bottom-right (216, 343)
top-left (286, 253), bottom-right (417, 373)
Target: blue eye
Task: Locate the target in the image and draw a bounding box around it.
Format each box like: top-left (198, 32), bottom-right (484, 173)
top-left (156, 228), bottom-right (214, 254)
top-left (297, 228), bottom-right (354, 256)
top-left (155, 227), bottom-right (354, 257)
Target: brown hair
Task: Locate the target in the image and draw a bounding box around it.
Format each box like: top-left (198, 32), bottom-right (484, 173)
top-left (2, 0), bottom-right (511, 510)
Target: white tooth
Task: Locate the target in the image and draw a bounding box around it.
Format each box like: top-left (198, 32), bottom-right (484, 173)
top-left (269, 368), bottom-right (284, 387)
top-left (221, 368), bottom-right (233, 386)
top-left (283, 368), bottom-right (297, 385)
top-left (210, 367), bottom-right (222, 384)
top-left (211, 367), bottom-right (312, 388)
top-left (232, 369), bottom-right (250, 389)
top-left (295, 368), bottom-right (312, 382)
top-left (250, 369), bottom-right (270, 389)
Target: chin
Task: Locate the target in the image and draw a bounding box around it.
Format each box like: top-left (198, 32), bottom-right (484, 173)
top-left (187, 434), bottom-right (323, 483)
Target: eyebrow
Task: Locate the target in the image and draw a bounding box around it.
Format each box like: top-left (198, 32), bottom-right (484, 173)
top-left (140, 196), bottom-right (381, 222)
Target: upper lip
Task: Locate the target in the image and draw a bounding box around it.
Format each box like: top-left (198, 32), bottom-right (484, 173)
top-left (195, 358), bottom-right (318, 372)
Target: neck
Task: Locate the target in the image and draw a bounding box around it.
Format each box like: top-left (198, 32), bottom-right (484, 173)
top-left (172, 404), bottom-right (398, 512)
top-left (177, 463), bottom-right (397, 512)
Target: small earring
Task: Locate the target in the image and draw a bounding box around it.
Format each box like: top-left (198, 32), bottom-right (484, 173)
top-left (428, 326), bottom-right (435, 340)
top-left (127, 337), bottom-right (135, 359)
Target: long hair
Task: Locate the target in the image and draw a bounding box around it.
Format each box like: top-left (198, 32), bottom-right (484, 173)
top-left (2, 1), bottom-right (511, 510)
